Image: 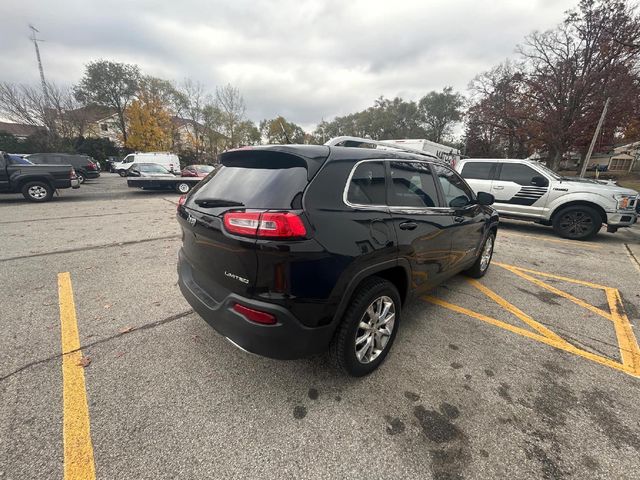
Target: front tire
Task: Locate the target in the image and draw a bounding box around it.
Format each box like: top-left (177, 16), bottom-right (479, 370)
top-left (552, 206), bottom-right (602, 240)
top-left (176, 181), bottom-right (191, 194)
top-left (21, 181), bottom-right (54, 202)
top-left (464, 231), bottom-right (495, 278)
top-left (330, 277), bottom-right (401, 376)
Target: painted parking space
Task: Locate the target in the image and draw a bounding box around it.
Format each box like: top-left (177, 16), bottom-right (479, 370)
top-left (424, 262), bottom-right (640, 377)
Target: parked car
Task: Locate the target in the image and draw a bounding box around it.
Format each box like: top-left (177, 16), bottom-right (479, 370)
top-left (1, 151), bottom-right (80, 202)
top-left (126, 163), bottom-right (202, 193)
top-left (25, 153), bottom-right (100, 184)
top-left (112, 152), bottom-right (180, 176)
top-left (176, 140), bottom-right (498, 376)
top-left (181, 164), bottom-right (216, 177)
top-left (456, 158), bottom-right (638, 240)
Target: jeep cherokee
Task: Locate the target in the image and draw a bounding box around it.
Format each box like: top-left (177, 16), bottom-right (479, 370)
top-left (177, 143), bottom-right (498, 376)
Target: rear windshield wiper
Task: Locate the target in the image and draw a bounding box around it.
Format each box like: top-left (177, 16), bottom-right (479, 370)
top-left (194, 198), bottom-right (245, 208)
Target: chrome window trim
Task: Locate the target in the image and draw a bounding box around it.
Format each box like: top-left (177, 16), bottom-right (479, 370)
top-left (342, 158), bottom-right (454, 213)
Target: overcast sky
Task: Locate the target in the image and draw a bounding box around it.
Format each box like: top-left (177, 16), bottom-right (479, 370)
top-left (1, 0), bottom-right (577, 131)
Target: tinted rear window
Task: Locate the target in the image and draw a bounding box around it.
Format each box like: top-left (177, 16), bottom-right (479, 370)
top-left (460, 162), bottom-right (496, 180)
top-left (347, 161), bottom-right (386, 205)
top-left (193, 165), bottom-right (308, 209)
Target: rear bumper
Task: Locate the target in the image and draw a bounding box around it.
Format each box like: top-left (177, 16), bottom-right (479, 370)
top-left (85, 171), bottom-right (100, 179)
top-left (177, 249), bottom-right (335, 360)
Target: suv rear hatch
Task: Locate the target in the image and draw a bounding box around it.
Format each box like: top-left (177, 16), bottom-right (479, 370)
top-left (177, 146), bottom-right (329, 301)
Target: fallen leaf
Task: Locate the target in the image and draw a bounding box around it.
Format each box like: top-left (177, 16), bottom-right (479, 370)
top-left (119, 326), bottom-right (134, 334)
top-left (77, 356), bottom-right (91, 367)
top-left (103, 304), bottom-right (111, 309)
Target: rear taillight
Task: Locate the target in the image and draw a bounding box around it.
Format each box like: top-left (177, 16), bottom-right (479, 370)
top-left (87, 161), bottom-right (97, 171)
top-left (232, 303), bottom-right (276, 325)
top-left (223, 211), bottom-right (306, 239)
top-left (177, 195), bottom-right (186, 211)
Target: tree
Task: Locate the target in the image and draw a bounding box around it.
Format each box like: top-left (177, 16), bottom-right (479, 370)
top-left (125, 78), bottom-right (173, 152)
top-left (516, 0), bottom-right (640, 169)
top-left (175, 79), bottom-right (208, 160)
top-left (418, 87), bottom-right (464, 143)
top-left (215, 84), bottom-right (247, 148)
top-left (75, 60), bottom-right (141, 144)
top-left (236, 120), bottom-right (261, 146)
top-left (260, 116), bottom-right (306, 143)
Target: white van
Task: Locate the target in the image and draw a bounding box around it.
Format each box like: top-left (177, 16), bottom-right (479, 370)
top-left (113, 152), bottom-right (180, 176)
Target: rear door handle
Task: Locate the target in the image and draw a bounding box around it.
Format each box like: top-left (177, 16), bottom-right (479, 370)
top-left (399, 221), bottom-right (418, 230)
top-left (454, 216), bottom-right (465, 223)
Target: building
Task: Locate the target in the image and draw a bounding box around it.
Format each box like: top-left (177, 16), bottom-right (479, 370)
top-left (586, 141), bottom-right (640, 172)
top-left (0, 121), bottom-right (45, 141)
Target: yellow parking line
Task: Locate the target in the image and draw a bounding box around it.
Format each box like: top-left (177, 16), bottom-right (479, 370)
top-left (499, 231), bottom-right (601, 249)
top-left (495, 263), bottom-right (613, 322)
top-left (606, 288), bottom-right (640, 375)
top-left (423, 295), bottom-right (637, 377)
top-left (493, 262), bottom-right (608, 290)
top-left (466, 278), bottom-right (570, 345)
top-left (58, 272), bottom-right (96, 480)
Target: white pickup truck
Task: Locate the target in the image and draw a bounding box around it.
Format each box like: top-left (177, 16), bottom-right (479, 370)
top-left (455, 158), bottom-right (638, 240)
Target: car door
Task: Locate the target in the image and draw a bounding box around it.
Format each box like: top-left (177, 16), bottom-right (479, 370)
top-left (387, 160), bottom-right (455, 292)
top-left (458, 160), bottom-right (497, 195)
top-left (432, 163), bottom-right (488, 270)
top-left (490, 162), bottom-right (551, 218)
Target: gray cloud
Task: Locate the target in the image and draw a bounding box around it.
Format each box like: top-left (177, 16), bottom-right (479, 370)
top-left (0, 0), bottom-right (576, 130)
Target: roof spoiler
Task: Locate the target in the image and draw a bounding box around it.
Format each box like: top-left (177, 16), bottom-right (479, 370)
top-left (324, 136), bottom-right (438, 159)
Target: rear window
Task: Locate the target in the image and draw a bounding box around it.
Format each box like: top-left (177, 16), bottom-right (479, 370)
top-left (193, 165), bottom-right (308, 209)
top-left (460, 162), bottom-right (496, 180)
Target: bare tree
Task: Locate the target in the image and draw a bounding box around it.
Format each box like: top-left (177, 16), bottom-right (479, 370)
top-left (176, 79), bottom-right (208, 159)
top-left (215, 84), bottom-right (247, 148)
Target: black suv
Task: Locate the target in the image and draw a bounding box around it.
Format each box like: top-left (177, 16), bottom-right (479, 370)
top-left (177, 144), bottom-right (498, 376)
top-left (26, 153), bottom-right (100, 184)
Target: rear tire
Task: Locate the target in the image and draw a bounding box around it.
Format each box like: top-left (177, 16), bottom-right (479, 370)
top-left (330, 277), bottom-right (401, 376)
top-left (21, 181), bottom-right (54, 202)
top-left (552, 206), bottom-right (602, 240)
top-left (464, 231), bottom-right (495, 278)
top-left (118, 170), bottom-right (127, 177)
top-left (176, 182), bottom-right (191, 194)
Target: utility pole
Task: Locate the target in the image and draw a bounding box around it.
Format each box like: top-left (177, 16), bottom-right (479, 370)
top-left (29, 24), bottom-right (48, 102)
top-left (580, 97), bottom-right (610, 178)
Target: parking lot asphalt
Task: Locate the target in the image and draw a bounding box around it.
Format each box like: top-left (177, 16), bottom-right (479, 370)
top-left (1, 173), bottom-right (639, 480)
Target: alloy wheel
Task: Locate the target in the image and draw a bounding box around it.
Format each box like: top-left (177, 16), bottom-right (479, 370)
top-left (558, 211), bottom-right (593, 237)
top-left (354, 296), bottom-right (396, 364)
top-left (480, 235), bottom-right (494, 271)
top-left (28, 185), bottom-right (47, 199)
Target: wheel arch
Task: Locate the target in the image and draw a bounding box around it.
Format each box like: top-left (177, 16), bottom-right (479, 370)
top-left (16, 176), bottom-right (54, 192)
top-left (331, 260), bottom-right (410, 325)
top-left (550, 201), bottom-right (607, 224)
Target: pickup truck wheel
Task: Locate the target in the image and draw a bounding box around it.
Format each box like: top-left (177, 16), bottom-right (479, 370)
top-left (330, 277), bottom-right (401, 377)
top-left (552, 206), bottom-right (602, 240)
top-left (464, 231), bottom-right (495, 278)
top-left (22, 181), bottom-right (54, 202)
top-left (176, 182), bottom-right (191, 194)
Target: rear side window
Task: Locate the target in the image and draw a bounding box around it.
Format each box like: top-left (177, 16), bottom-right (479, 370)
top-left (460, 162), bottom-right (496, 180)
top-left (194, 165), bottom-right (308, 209)
top-left (499, 163), bottom-right (539, 185)
top-left (389, 161), bottom-right (438, 208)
top-left (347, 161), bottom-right (386, 205)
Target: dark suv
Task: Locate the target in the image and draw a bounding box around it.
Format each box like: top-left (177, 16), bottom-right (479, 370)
top-left (26, 153), bottom-right (100, 184)
top-left (177, 144), bottom-right (498, 375)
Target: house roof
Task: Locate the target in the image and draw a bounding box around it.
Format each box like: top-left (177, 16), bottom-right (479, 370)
top-left (65, 105), bottom-right (117, 124)
top-left (0, 121), bottom-right (45, 137)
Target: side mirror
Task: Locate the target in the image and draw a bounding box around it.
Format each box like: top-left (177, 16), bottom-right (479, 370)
top-left (531, 176), bottom-right (549, 187)
top-left (476, 191), bottom-right (495, 206)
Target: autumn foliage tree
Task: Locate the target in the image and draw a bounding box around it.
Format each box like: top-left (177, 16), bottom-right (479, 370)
top-left (125, 78), bottom-right (173, 152)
